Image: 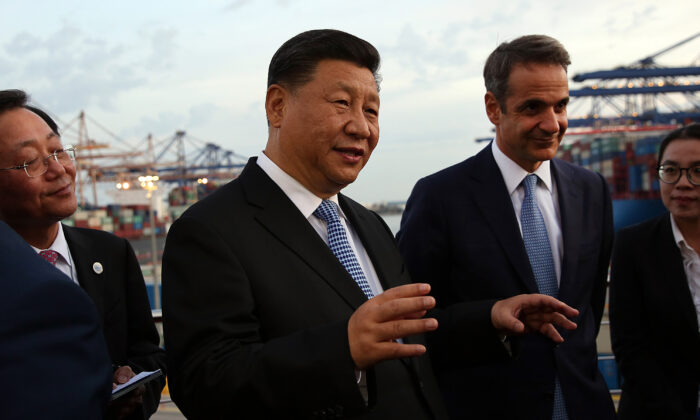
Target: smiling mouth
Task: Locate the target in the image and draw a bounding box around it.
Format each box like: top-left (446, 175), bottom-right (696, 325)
top-left (335, 147), bottom-right (364, 157)
top-left (47, 183), bottom-right (72, 196)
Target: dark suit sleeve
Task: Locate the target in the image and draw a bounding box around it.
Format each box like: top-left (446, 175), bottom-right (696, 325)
top-left (162, 216), bottom-right (366, 419)
top-left (609, 229), bottom-right (687, 418)
top-left (0, 260), bottom-right (112, 419)
top-left (397, 177), bottom-right (506, 364)
top-left (592, 173), bottom-right (614, 334)
top-left (119, 238), bottom-right (167, 419)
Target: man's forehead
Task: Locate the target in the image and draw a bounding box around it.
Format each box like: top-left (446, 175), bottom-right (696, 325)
top-left (0, 110), bottom-right (57, 156)
top-left (506, 64), bottom-right (568, 98)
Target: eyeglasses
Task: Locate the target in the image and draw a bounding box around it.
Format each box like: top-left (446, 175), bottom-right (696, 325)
top-left (0, 146), bottom-right (76, 178)
top-left (657, 164), bottom-right (700, 186)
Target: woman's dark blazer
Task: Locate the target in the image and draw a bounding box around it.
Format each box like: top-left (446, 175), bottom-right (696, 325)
top-left (610, 213), bottom-right (700, 419)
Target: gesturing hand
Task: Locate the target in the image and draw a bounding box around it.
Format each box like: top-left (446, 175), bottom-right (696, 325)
top-left (348, 283), bottom-right (438, 370)
top-left (491, 294), bottom-right (579, 343)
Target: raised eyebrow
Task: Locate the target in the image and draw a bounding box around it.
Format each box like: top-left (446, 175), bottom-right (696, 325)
top-left (367, 92), bottom-right (380, 105)
top-left (12, 131), bottom-right (58, 151)
top-left (517, 99), bottom-right (545, 110)
top-left (336, 81), bottom-right (380, 104)
top-left (336, 81), bottom-right (356, 94)
top-left (12, 139), bottom-right (39, 152)
top-left (664, 161), bottom-right (700, 166)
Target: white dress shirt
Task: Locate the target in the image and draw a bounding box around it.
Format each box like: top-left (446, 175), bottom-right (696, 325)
top-left (670, 214), bottom-right (700, 332)
top-left (491, 140), bottom-right (564, 284)
top-left (32, 222), bottom-right (79, 284)
top-left (256, 151), bottom-right (385, 298)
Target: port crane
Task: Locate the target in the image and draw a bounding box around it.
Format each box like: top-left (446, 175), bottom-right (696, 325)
top-left (53, 111), bottom-right (247, 207)
top-left (567, 32), bottom-right (700, 129)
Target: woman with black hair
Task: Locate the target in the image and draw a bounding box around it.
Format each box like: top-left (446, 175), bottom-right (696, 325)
top-left (610, 123), bottom-right (700, 419)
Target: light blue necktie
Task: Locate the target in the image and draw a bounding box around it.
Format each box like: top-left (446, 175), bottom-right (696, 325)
top-left (314, 200), bottom-right (374, 299)
top-left (521, 174), bottom-right (568, 420)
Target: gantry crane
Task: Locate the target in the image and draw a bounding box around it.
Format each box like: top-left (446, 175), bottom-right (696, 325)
top-left (567, 32), bottom-right (700, 129)
top-left (55, 110), bottom-right (248, 207)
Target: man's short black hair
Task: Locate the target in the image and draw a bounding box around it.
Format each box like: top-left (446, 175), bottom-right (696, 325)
top-left (0, 89), bottom-right (59, 134)
top-left (658, 122), bottom-right (700, 163)
top-left (0, 89), bottom-right (29, 114)
top-left (267, 29), bottom-right (381, 92)
top-left (483, 35), bottom-right (570, 110)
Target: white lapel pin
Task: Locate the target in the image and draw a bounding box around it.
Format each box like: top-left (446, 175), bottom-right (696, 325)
top-left (92, 262), bottom-right (104, 274)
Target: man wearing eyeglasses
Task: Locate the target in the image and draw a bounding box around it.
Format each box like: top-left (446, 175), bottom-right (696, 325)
top-left (0, 89), bottom-right (166, 420)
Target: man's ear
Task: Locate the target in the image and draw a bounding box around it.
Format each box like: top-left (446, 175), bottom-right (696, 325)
top-left (485, 91), bottom-right (502, 126)
top-left (265, 84), bottom-right (287, 128)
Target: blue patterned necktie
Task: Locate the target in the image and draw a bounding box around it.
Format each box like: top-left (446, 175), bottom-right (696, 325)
top-left (521, 174), bottom-right (568, 420)
top-left (313, 200), bottom-right (374, 299)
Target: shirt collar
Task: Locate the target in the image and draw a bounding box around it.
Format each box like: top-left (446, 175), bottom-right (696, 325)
top-left (670, 213), bottom-right (695, 254)
top-left (256, 151), bottom-right (343, 219)
top-left (31, 222), bottom-right (72, 267)
top-left (491, 139), bottom-right (553, 195)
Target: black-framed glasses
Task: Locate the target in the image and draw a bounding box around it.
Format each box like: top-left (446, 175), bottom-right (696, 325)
top-left (0, 146), bottom-right (76, 178)
top-left (657, 164), bottom-right (700, 186)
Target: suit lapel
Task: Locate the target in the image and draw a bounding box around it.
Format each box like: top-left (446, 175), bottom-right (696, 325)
top-left (657, 216), bottom-right (700, 332)
top-left (469, 146), bottom-right (539, 293)
top-left (240, 160), bottom-right (368, 310)
top-left (63, 225), bottom-right (106, 316)
top-left (339, 196), bottom-right (399, 290)
top-left (552, 160), bottom-right (581, 299)
top-left (340, 196), bottom-right (428, 371)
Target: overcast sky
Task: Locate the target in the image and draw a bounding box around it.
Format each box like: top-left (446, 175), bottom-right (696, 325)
top-left (2, 0), bottom-right (699, 203)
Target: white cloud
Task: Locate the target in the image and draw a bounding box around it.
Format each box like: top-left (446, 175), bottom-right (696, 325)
top-left (2, 0), bottom-right (698, 202)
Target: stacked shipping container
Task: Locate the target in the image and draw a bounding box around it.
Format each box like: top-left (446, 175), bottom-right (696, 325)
top-left (63, 204), bottom-right (168, 240)
top-left (557, 133), bottom-right (663, 200)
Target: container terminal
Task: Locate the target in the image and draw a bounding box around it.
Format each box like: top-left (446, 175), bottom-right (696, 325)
top-left (48, 33), bottom-right (699, 417)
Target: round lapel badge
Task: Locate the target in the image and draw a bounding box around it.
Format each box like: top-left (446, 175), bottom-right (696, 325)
top-left (92, 262), bottom-right (104, 275)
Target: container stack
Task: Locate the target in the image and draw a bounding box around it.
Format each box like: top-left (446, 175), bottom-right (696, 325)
top-left (557, 134), bottom-right (663, 201)
top-left (63, 204), bottom-right (169, 240)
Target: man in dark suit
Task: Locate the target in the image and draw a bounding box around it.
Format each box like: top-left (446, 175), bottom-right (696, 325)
top-left (0, 220), bottom-right (113, 419)
top-left (0, 89), bottom-right (166, 420)
top-left (398, 35), bottom-right (616, 419)
top-left (162, 29), bottom-right (579, 420)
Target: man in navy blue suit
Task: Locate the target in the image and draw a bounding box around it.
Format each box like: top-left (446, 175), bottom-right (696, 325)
top-left (398, 35), bottom-right (616, 420)
top-left (0, 220), bottom-right (113, 419)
